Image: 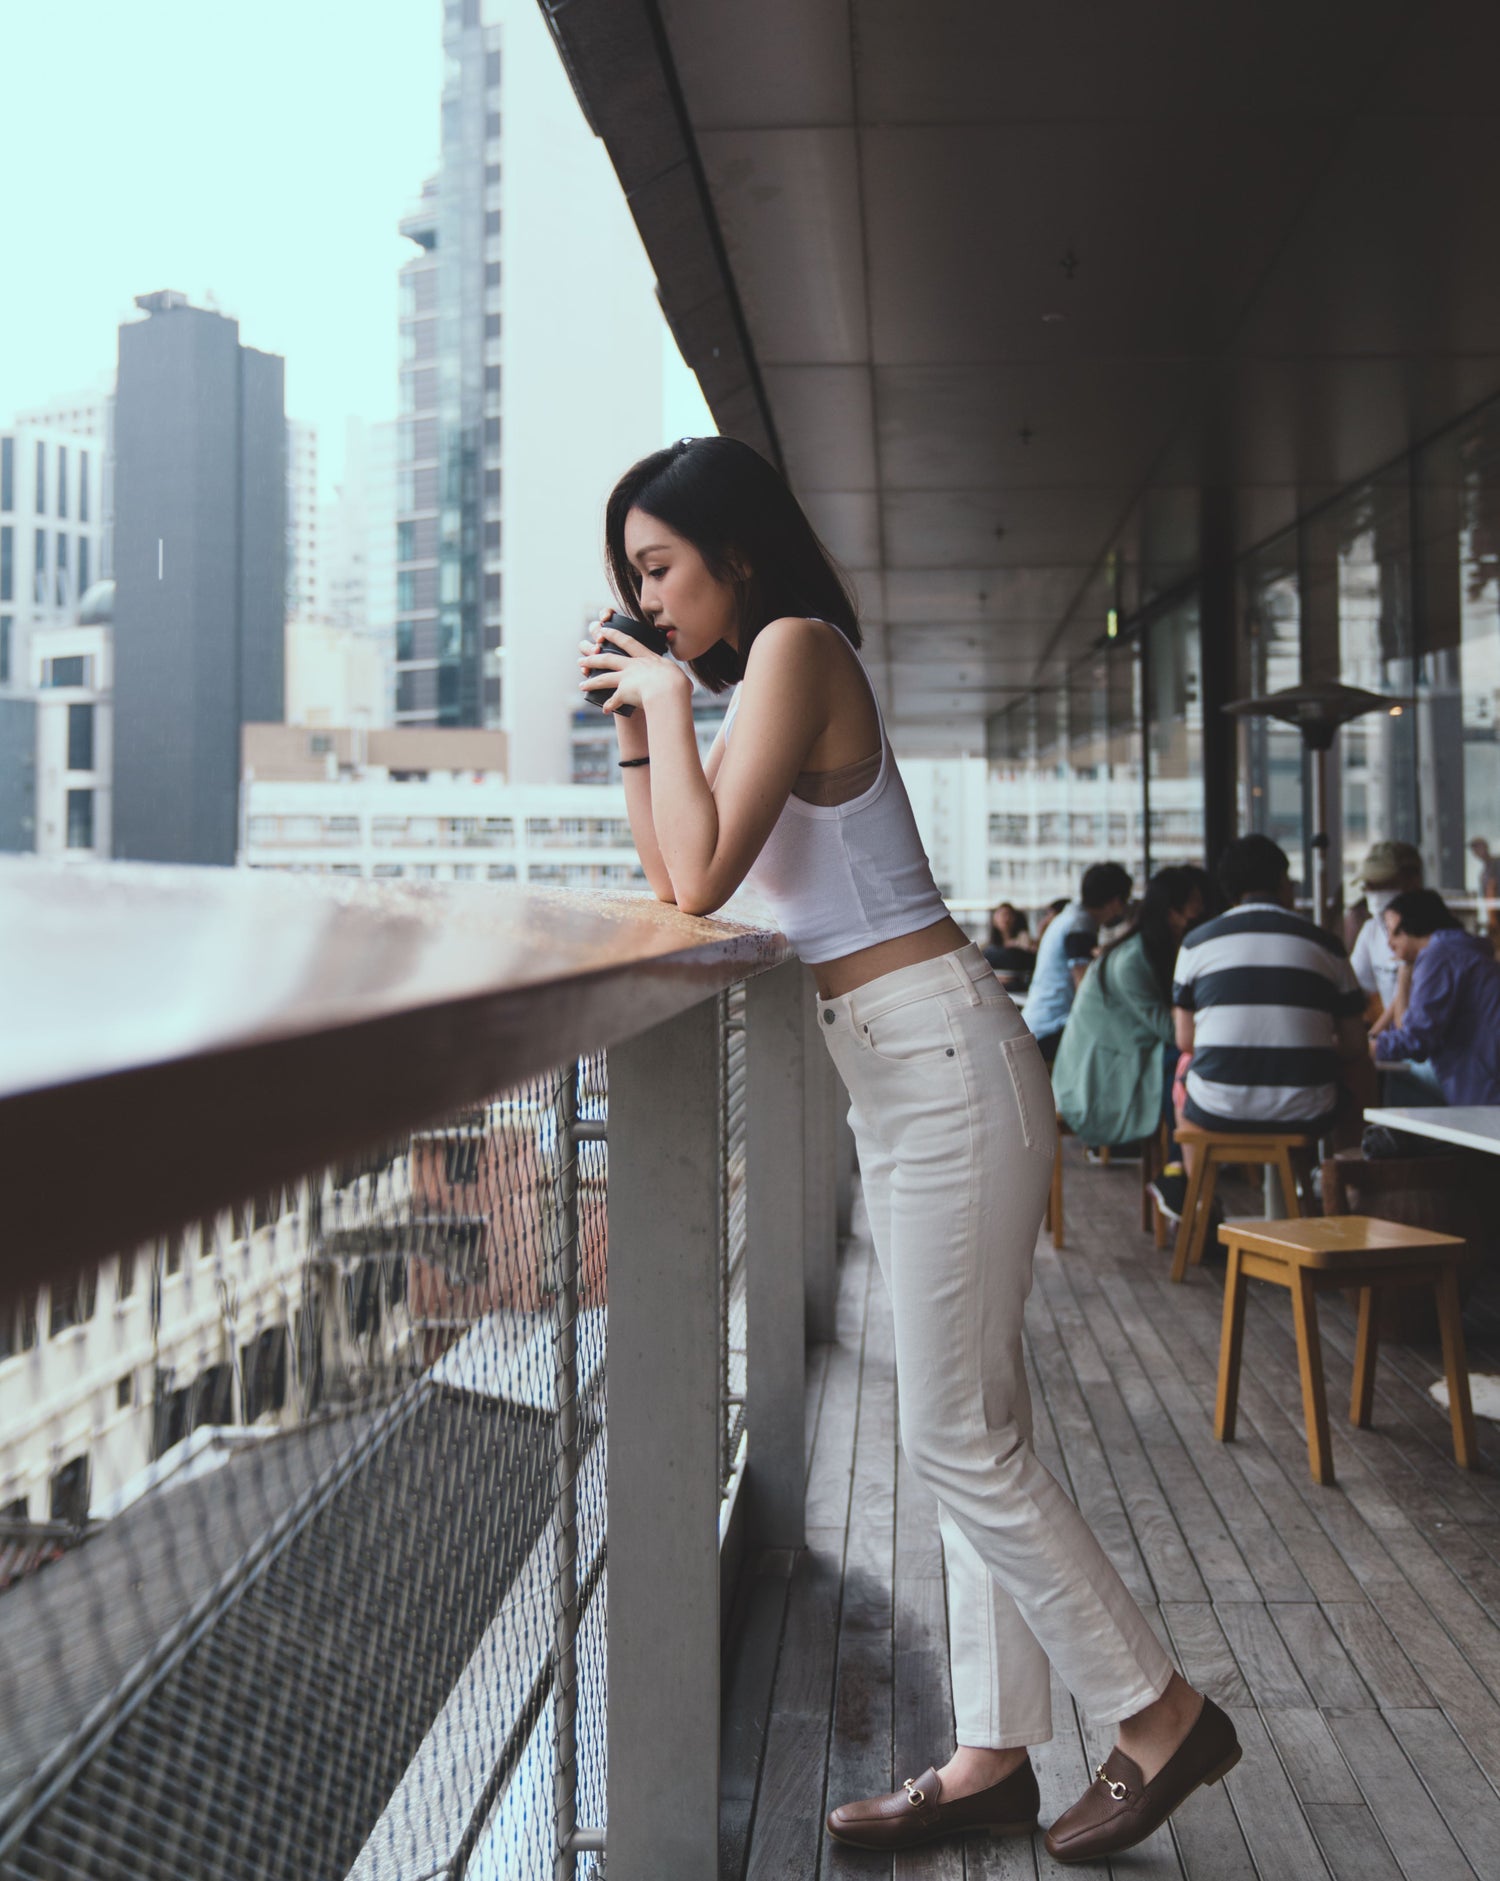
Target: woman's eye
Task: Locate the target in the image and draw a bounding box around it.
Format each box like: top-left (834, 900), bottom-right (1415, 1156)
top-left (647, 568), bottom-right (667, 580)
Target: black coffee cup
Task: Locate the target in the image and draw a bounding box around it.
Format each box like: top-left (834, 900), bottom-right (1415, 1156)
top-left (583, 611), bottom-right (673, 717)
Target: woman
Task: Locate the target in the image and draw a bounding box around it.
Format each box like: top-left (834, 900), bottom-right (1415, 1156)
top-left (1052, 868), bottom-right (1204, 1148)
top-left (579, 437), bottom-right (1238, 1862)
top-left (984, 901), bottom-right (1035, 991)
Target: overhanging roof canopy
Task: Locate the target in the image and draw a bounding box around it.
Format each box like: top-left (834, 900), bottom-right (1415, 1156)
top-left (541, 0), bottom-right (1500, 751)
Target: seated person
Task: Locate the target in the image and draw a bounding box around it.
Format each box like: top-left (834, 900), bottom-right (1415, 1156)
top-left (983, 900), bottom-right (1035, 990)
top-left (1025, 862), bottom-right (1133, 1064)
top-left (1351, 840), bottom-right (1423, 1025)
top-left (1171, 834), bottom-right (1369, 1144)
top-left (1052, 868), bottom-right (1205, 1149)
top-left (1373, 890), bottom-right (1500, 1105)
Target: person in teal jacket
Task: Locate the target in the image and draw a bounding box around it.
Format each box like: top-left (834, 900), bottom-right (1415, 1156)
top-left (1052, 868), bottom-right (1206, 1146)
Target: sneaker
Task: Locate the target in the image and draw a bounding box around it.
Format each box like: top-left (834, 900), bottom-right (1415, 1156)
top-left (1148, 1168), bottom-right (1188, 1223)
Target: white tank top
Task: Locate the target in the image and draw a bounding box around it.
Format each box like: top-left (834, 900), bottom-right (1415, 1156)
top-left (721, 631), bottom-right (949, 964)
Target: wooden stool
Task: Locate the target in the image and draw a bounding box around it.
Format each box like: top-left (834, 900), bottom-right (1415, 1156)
top-left (1045, 1117), bottom-right (1069, 1248)
top-left (1170, 1123), bottom-right (1310, 1283)
top-left (1214, 1215), bottom-right (1478, 1486)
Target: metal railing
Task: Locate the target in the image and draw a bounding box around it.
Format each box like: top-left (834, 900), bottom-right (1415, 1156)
top-left (0, 862), bottom-right (831, 1881)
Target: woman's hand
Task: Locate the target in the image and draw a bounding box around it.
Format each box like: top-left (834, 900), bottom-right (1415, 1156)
top-left (578, 618), bottom-right (688, 715)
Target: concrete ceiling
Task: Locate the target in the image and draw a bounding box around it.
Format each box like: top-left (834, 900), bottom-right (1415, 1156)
top-left (542, 0), bottom-right (1500, 753)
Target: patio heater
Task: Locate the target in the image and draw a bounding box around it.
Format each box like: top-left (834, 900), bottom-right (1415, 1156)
top-left (1222, 680), bottom-right (1411, 930)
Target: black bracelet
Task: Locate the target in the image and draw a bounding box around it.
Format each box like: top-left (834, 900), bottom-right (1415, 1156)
top-left (618, 756), bottom-right (650, 769)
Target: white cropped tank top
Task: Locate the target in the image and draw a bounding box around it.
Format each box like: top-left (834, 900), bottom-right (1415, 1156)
top-left (721, 630), bottom-right (949, 963)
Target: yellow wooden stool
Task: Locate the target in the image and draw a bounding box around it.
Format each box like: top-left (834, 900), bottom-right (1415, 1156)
top-left (1214, 1215), bottom-right (1478, 1486)
top-left (1170, 1123), bottom-right (1311, 1283)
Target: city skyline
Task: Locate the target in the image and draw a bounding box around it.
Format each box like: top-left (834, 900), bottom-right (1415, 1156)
top-left (0, 0), bottom-right (708, 501)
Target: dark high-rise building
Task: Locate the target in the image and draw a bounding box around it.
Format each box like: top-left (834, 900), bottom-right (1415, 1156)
top-left (112, 292), bottom-right (285, 864)
top-left (394, 2), bottom-right (502, 729)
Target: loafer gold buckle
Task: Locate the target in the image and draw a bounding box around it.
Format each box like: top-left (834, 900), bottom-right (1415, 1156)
top-left (903, 1778), bottom-right (926, 1807)
top-left (1096, 1764), bottom-right (1129, 1802)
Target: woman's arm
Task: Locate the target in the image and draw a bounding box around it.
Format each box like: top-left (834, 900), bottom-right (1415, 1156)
top-left (643, 619), bottom-right (826, 915)
top-left (621, 720), bottom-right (729, 905)
top-left (610, 671), bottom-right (678, 903)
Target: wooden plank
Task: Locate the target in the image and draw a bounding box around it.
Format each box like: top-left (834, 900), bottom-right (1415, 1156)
top-left (1023, 1258), bottom-right (1156, 1606)
top-left (893, 1576), bottom-right (962, 1881)
top-left (825, 1231), bottom-right (898, 1881)
top-left (1319, 1602), bottom-right (1433, 1711)
top-left (1326, 1708), bottom-right (1477, 1880)
top-left (1302, 1804), bottom-right (1405, 1880)
top-left (1088, 1238), bottom-right (1332, 1602)
top-left (743, 1713), bottom-right (832, 1881)
top-left (1384, 1706), bottom-right (1500, 1881)
top-left (720, 1554), bottom-right (795, 1881)
top-left (1160, 1603), bottom-right (1252, 1710)
top-left (1262, 1708), bottom-right (1362, 1805)
top-left (1218, 1705), bottom-right (1331, 1878)
top-left (1268, 1603), bottom-right (1372, 1710)
top-left (1030, 1251), bottom-right (1208, 1604)
top-left (1214, 1602), bottom-right (1316, 1711)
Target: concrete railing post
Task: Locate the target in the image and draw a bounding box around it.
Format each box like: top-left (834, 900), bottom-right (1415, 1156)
top-left (743, 961), bottom-right (809, 1550)
top-left (605, 997), bottom-right (722, 1880)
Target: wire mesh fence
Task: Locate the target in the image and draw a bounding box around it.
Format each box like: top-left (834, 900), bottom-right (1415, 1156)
top-left (0, 1054), bottom-right (612, 1881)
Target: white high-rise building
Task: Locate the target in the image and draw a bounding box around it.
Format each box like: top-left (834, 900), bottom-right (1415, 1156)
top-left (1, 424), bottom-right (107, 703)
top-left (286, 418), bottom-right (321, 619)
top-left (493, 0), bottom-right (665, 783)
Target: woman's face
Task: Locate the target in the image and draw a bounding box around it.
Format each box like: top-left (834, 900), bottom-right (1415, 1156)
top-left (1383, 908), bottom-right (1424, 963)
top-left (1167, 887), bottom-right (1205, 939)
top-left (623, 508), bottom-right (741, 662)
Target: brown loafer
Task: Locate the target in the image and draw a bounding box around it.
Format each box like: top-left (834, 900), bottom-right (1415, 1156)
top-left (826, 1758), bottom-right (1040, 1850)
top-left (1044, 1696), bottom-right (1241, 1863)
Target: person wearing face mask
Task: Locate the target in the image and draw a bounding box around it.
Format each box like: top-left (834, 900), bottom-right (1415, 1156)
top-left (1352, 842), bottom-right (1442, 1101)
top-left (1352, 843), bottom-right (1423, 1026)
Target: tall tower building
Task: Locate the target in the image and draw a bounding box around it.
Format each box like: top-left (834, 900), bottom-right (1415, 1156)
top-left (286, 419), bottom-right (321, 619)
top-left (112, 291), bottom-right (286, 865)
top-left (393, 1), bottom-right (502, 730)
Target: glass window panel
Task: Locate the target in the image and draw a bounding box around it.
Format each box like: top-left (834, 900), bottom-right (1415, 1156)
top-left (1147, 599), bottom-right (1204, 872)
top-left (0, 437), bottom-right (12, 511)
top-left (1238, 532), bottom-right (1304, 870)
top-left (0, 527), bottom-right (11, 602)
top-left (67, 703), bottom-right (94, 771)
top-left (57, 447), bottom-right (68, 519)
top-left (34, 442), bottom-right (45, 514)
top-left (66, 788), bottom-right (94, 850)
top-left (79, 450), bottom-right (89, 521)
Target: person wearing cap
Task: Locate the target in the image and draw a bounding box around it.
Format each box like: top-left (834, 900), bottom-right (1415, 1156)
top-left (1351, 841), bottom-right (1423, 1031)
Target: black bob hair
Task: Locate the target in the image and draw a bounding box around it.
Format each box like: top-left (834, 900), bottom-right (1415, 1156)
top-left (604, 437), bottom-right (860, 693)
top-left (1386, 888), bottom-right (1463, 937)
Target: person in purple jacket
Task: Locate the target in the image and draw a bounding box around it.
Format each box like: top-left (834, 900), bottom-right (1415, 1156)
top-left (1373, 889), bottom-right (1500, 1105)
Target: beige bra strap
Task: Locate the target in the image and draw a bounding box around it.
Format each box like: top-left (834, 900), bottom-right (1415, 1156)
top-left (792, 749), bottom-right (882, 807)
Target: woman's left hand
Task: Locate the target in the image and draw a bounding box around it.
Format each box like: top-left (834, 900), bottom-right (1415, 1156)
top-left (578, 622), bottom-right (688, 715)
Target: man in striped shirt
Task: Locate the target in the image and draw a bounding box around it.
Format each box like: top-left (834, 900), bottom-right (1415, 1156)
top-left (1171, 835), bottom-right (1368, 1138)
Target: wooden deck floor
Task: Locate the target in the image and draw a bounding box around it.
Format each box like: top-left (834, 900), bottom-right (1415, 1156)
top-left (721, 1142), bottom-right (1500, 1880)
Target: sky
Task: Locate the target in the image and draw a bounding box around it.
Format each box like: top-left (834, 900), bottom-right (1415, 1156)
top-left (0, 0), bottom-right (710, 496)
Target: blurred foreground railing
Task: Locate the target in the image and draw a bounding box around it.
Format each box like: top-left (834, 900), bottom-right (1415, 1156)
top-left (0, 862), bottom-right (841, 1881)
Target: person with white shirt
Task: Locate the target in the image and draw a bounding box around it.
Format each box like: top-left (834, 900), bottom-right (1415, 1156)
top-left (1352, 840), bottom-right (1444, 1101)
top-left (1351, 840), bottom-right (1423, 1026)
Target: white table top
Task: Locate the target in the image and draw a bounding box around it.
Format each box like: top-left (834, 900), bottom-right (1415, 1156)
top-left (1364, 1106), bottom-right (1500, 1155)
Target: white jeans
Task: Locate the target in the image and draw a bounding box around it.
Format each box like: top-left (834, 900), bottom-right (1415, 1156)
top-left (817, 943), bottom-right (1173, 1747)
